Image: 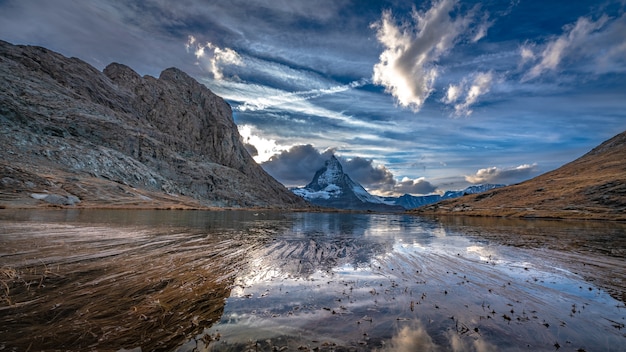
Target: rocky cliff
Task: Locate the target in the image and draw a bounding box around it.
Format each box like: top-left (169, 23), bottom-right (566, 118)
top-left (0, 40), bottom-right (308, 208)
top-left (413, 130), bottom-right (626, 220)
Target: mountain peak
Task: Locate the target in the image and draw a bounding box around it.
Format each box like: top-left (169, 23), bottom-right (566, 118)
top-left (327, 154), bottom-right (341, 165)
top-left (294, 156), bottom-right (402, 211)
top-left (307, 155), bottom-right (344, 190)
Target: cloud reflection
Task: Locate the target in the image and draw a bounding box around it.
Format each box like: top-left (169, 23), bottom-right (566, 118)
top-left (376, 323), bottom-right (498, 352)
top-left (376, 323), bottom-right (437, 351)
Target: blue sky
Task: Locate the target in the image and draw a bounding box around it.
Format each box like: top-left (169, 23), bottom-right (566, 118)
top-left (1, 0), bottom-right (625, 195)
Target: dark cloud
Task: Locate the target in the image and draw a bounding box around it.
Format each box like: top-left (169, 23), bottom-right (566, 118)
top-left (261, 145), bottom-right (396, 189)
top-left (393, 178), bottom-right (438, 195)
top-left (261, 145), bottom-right (438, 195)
top-left (0, 1), bottom-right (191, 76)
top-left (261, 145), bottom-right (334, 186)
top-left (340, 156), bottom-right (438, 195)
top-left (465, 164), bottom-right (538, 184)
top-left (341, 156), bottom-right (395, 187)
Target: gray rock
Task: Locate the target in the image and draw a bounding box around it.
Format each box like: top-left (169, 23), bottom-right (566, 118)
top-left (30, 193), bottom-right (80, 206)
top-left (0, 40), bottom-right (308, 208)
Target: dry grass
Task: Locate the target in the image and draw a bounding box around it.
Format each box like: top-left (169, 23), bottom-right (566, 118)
top-left (1, 265), bottom-right (229, 351)
top-left (414, 131), bottom-right (626, 220)
top-left (0, 225), bottom-right (253, 351)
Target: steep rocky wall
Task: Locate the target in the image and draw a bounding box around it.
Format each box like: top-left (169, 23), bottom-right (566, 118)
top-left (0, 40), bottom-right (308, 208)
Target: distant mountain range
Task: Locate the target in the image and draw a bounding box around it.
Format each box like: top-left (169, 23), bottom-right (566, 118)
top-left (414, 130), bottom-right (626, 220)
top-left (382, 184), bottom-right (504, 209)
top-left (292, 155), bottom-right (503, 211)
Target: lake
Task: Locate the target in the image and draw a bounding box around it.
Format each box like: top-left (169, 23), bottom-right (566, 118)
top-left (1, 209), bottom-right (624, 351)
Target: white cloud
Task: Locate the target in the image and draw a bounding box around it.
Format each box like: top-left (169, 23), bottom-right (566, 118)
top-left (442, 71), bottom-right (495, 116)
top-left (371, 0), bottom-right (475, 112)
top-left (519, 43), bottom-right (535, 65)
top-left (456, 71), bottom-right (494, 116)
top-left (185, 35), bottom-right (243, 80)
top-left (236, 78), bottom-right (368, 112)
top-left (522, 14), bottom-right (619, 80)
top-left (471, 13), bottom-right (493, 43)
top-left (465, 163), bottom-right (537, 184)
top-left (442, 83), bottom-right (462, 104)
top-left (592, 12), bottom-right (626, 73)
top-left (238, 124), bottom-right (291, 163)
top-left (206, 78), bottom-right (384, 130)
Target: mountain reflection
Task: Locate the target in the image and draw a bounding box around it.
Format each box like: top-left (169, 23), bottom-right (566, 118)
top-left (248, 213), bottom-right (448, 278)
top-left (188, 212), bottom-right (625, 351)
top-left (2, 210), bottom-right (624, 351)
top-left (271, 213), bottom-right (393, 277)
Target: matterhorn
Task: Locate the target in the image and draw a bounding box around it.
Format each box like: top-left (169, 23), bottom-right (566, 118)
top-left (292, 156), bottom-right (403, 211)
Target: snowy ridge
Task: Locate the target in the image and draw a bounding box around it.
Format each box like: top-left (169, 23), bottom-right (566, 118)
top-left (348, 178), bottom-right (386, 204)
top-left (292, 184), bottom-right (342, 200)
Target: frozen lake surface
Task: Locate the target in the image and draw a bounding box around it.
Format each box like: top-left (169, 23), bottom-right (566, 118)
top-left (1, 210), bottom-right (624, 351)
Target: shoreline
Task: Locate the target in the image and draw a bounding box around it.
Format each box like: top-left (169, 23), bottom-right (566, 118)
top-left (2, 201), bottom-right (626, 221)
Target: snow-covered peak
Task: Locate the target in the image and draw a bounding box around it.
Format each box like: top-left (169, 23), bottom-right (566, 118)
top-left (316, 155), bottom-right (343, 186)
top-left (293, 155), bottom-right (397, 210)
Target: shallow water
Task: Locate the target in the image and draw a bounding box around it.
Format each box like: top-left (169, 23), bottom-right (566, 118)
top-left (0, 210), bottom-right (624, 351)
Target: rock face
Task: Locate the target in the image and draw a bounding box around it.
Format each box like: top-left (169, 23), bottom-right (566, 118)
top-left (0, 40), bottom-right (308, 208)
top-left (414, 130), bottom-right (626, 220)
top-left (292, 156), bottom-right (403, 211)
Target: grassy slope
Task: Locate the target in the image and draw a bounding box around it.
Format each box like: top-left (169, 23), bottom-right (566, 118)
top-left (413, 131), bottom-right (626, 220)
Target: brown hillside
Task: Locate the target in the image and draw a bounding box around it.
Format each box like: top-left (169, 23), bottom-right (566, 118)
top-left (413, 130), bottom-right (626, 220)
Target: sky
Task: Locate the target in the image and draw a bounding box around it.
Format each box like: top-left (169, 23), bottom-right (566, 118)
top-left (1, 0), bottom-right (625, 196)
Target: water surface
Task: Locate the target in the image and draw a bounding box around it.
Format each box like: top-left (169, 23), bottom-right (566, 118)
top-left (0, 210), bottom-right (624, 351)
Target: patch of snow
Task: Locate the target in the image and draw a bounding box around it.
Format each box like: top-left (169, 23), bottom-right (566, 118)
top-left (323, 184), bottom-right (341, 193)
top-left (350, 181), bottom-right (385, 204)
top-left (293, 188), bottom-right (334, 200)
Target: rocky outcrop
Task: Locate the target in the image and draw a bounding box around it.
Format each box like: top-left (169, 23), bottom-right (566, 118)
top-left (413, 130), bottom-right (626, 220)
top-left (0, 40), bottom-right (308, 208)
